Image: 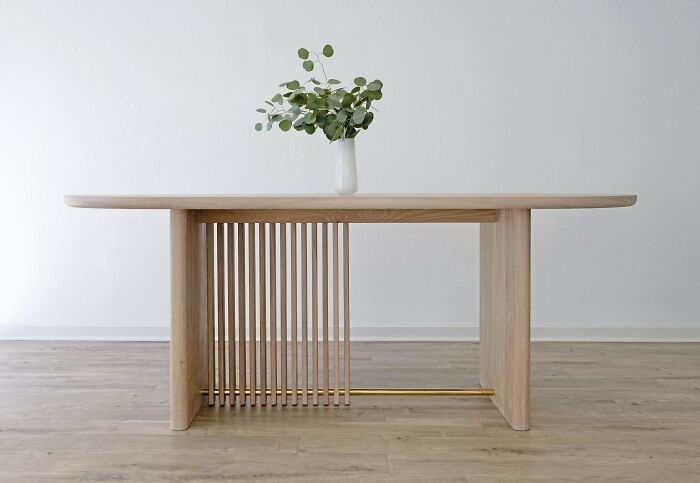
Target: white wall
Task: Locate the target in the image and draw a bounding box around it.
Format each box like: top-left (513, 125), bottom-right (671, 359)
top-left (1, 0), bottom-right (699, 341)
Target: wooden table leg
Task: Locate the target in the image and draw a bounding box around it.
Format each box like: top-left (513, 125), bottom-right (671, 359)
top-left (170, 210), bottom-right (207, 430)
top-left (480, 209), bottom-right (531, 430)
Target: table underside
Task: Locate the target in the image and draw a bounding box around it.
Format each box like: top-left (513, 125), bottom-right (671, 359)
top-left (169, 208), bottom-right (531, 431)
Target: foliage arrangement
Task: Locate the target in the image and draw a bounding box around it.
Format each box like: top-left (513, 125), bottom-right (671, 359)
top-left (255, 44), bottom-right (383, 141)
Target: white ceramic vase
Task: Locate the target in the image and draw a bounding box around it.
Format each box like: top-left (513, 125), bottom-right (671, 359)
top-left (334, 138), bottom-right (358, 195)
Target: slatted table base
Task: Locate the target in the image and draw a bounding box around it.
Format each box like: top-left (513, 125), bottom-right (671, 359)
top-left (170, 209), bottom-right (526, 431)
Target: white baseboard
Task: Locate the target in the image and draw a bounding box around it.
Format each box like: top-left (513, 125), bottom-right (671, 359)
top-left (1, 325), bottom-right (699, 342)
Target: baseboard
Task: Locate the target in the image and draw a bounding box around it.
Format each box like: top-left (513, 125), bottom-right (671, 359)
top-left (1, 325), bottom-right (699, 342)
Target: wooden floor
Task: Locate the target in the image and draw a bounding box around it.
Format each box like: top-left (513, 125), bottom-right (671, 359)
top-left (0, 341), bottom-right (699, 481)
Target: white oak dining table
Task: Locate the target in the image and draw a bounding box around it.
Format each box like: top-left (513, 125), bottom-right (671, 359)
top-left (65, 194), bottom-right (637, 431)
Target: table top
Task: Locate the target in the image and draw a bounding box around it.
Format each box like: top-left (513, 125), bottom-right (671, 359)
top-left (64, 194), bottom-right (637, 210)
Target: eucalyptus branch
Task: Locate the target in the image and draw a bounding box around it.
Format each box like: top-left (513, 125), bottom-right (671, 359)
top-left (255, 43), bottom-right (383, 141)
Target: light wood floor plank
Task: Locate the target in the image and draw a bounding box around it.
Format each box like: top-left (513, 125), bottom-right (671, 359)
top-left (1, 341), bottom-right (698, 482)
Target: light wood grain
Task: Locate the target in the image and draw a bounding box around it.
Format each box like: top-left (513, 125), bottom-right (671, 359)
top-left (322, 223), bottom-right (329, 406)
top-left (301, 223), bottom-right (308, 406)
top-left (311, 223), bottom-right (319, 406)
top-left (205, 223), bottom-right (215, 406)
top-left (248, 223), bottom-right (256, 406)
top-left (169, 210), bottom-right (207, 430)
top-left (66, 193), bottom-right (638, 210)
top-left (269, 223), bottom-right (277, 406)
top-left (480, 209), bottom-right (531, 430)
top-left (216, 224), bottom-right (225, 406)
top-left (258, 223), bottom-right (267, 406)
top-left (333, 223), bottom-right (340, 406)
top-left (237, 223), bottom-right (246, 405)
top-left (3, 341), bottom-right (700, 481)
top-left (196, 208), bottom-right (498, 223)
top-left (280, 224), bottom-right (287, 406)
top-left (343, 223), bottom-right (350, 406)
top-left (226, 223), bottom-right (235, 405)
top-left (291, 223), bottom-right (298, 406)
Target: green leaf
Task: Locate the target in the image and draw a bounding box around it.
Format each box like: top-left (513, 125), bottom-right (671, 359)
top-left (298, 48), bottom-right (309, 60)
top-left (290, 105), bottom-right (301, 115)
top-left (303, 60), bottom-right (314, 72)
top-left (352, 106), bottom-right (366, 124)
top-left (304, 111), bottom-right (317, 124)
top-left (354, 77), bottom-right (366, 86)
top-left (265, 101), bottom-right (274, 107)
top-left (255, 122), bottom-right (263, 131)
top-left (322, 44), bottom-right (334, 57)
top-left (270, 114), bottom-right (282, 122)
top-left (271, 93), bottom-right (283, 104)
top-left (361, 111), bottom-right (374, 129)
top-left (351, 86), bottom-right (360, 94)
top-left (341, 93), bottom-right (355, 108)
top-left (314, 87), bottom-right (329, 96)
top-left (368, 90), bottom-right (382, 100)
top-left (332, 124), bottom-right (343, 140)
top-left (279, 119), bottom-right (292, 131)
top-left (335, 111), bottom-right (348, 122)
top-left (328, 93), bottom-right (342, 109)
top-left (310, 77), bottom-right (321, 85)
top-left (256, 108), bottom-right (267, 113)
top-left (266, 121), bottom-right (273, 131)
top-left (286, 80), bottom-right (300, 90)
top-left (304, 124), bottom-right (316, 134)
top-left (328, 79), bottom-right (342, 85)
top-left (293, 117), bottom-right (305, 127)
top-left (367, 81), bottom-right (382, 91)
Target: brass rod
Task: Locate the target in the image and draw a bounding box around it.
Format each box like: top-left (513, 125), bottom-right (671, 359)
top-left (201, 387), bottom-right (495, 397)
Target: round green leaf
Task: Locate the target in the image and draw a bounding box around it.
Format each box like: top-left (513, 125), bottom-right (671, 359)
top-left (367, 81), bottom-right (382, 91)
top-left (304, 111), bottom-right (317, 124)
top-left (279, 119), bottom-right (292, 131)
top-left (322, 44), bottom-right (334, 57)
top-left (302, 60), bottom-right (314, 72)
top-left (297, 48), bottom-right (309, 60)
top-left (256, 108), bottom-right (266, 113)
top-left (341, 93), bottom-right (355, 108)
top-left (304, 124), bottom-right (316, 134)
top-left (286, 80), bottom-right (300, 90)
top-left (352, 106), bottom-right (366, 124)
top-left (271, 93), bottom-right (283, 104)
top-left (255, 123), bottom-right (263, 131)
top-left (328, 79), bottom-right (342, 85)
top-left (354, 77), bottom-right (366, 86)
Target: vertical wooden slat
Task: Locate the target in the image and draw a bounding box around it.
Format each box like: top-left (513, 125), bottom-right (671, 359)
top-left (301, 223), bottom-right (308, 406)
top-left (291, 223), bottom-right (298, 406)
top-left (343, 223), bottom-right (350, 406)
top-left (227, 224), bottom-right (236, 405)
top-left (259, 223), bottom-right (267, 406)
top-left (269, 224), bottom-right (277, 406)
top-left (216, 224), bottom-right (226, 406)
top-left (322, 223), bottom-right (329, 406)
top-left (280, 224), bottom-right (288, 406)
top-left (237, 223), bottom-right (246, 405)
top-left (206, 223), bottom-right (215, 406)
top-left (248, 223), bottom-right (257, 406)
top-left (311, 223), bottom-right (319, 406)
top-left (333, 223), bottom-right (340, 406)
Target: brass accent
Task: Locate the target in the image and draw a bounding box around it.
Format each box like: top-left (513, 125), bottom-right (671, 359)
top-left (200, 387), bottom-right (495, 397)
